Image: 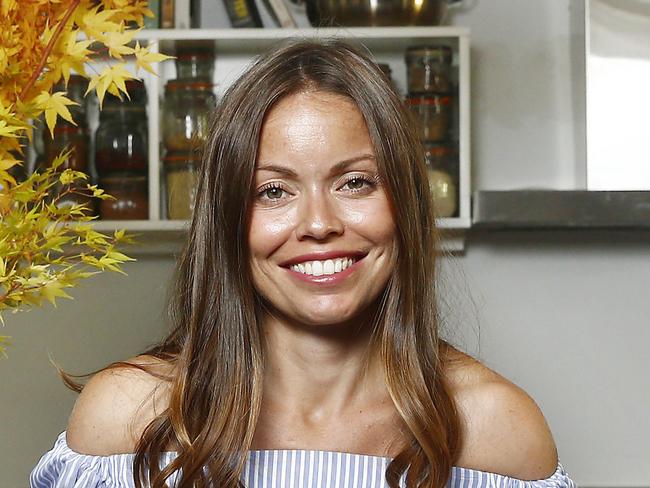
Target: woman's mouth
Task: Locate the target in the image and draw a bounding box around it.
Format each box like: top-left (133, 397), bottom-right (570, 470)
top-left (288, 257), bottom-right (358, 276)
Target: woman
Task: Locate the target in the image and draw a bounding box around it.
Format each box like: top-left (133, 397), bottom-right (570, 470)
top-left (31, 40), bottom-right (575, 488)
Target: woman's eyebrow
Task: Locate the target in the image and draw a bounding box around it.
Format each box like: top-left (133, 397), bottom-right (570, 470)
top-left (255, 164), bottom-right (298, 177)
top-left (255, 154), bottom-right (376, 177)
top-left (329, 154), bottom-right (376, 175)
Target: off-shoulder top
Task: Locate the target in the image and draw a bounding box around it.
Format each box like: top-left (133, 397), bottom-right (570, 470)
top-left (30, 432), bottom-right (576, 488)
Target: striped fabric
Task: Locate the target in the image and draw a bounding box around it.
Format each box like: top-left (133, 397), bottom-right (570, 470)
top-left (30, 431), bottom-right (576, 488)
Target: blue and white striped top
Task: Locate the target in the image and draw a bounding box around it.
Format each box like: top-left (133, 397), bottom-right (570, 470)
top-left (30, 431), bottom-right (576, 488)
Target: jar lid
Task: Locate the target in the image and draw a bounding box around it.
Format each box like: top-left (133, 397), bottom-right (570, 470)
top-left (99, 174), bottom-right (148, 186)
top-left (176, 40), bottom-right (215, 56)
top-left (101, 104), bottom-right (146, 112)
top-left (164, 151), bottom-right (202, 166)
top-left (405, 95), bottom-right (452, 105)
top-left (104, 80), bottom-right (147, 105)
top-left (424, 142), bottom-right (454, 157)
top-left (176, 51), bottom-right (215, 61)
top-left (406, 45), bottom-right (453, 62)
top-left (52, 124), bottom-right (87, 134)
top-left (165, 80), bottom-right (215, 91)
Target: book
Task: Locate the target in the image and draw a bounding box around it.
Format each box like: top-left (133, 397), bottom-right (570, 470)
top-left (175, 0), bottom-right (191, 28)
top-left (262, 0), bottom-right (297, 27)
top-left (161, 0), bottom-right (174, 28)
top-left (222, 0), bottom-right (263, 27)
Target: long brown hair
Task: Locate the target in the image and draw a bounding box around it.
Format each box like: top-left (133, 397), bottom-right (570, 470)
top-left (102, 39), bottom-right (460, 487)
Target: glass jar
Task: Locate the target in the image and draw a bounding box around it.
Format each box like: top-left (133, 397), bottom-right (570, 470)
top-left (98, 175), bottom-right (149, 220)
top-left (176, 52), bottom-right (214, 81)
top-left (43, 125), bottom-right (89, 172)
top-left (176, 41), bottom-right (215, 80)
top-left (428, 170), bottom-right (457, 218)
top-left (406, 94), bottom-right (452, 142)
top-left (405, 45), bottom-right (453, 94)
top-left (162, 81), bottom-right (216, 153)
top-left (424, 142), bottom-right (456, 172)
top-left (95, 82), bottom-right (148, 177)
top-left (164, 152), bottom-right (200, 220)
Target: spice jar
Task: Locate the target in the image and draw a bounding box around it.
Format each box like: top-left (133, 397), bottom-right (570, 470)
top-left (176, 52), bottom-right (214, 81)
top-left (424, 142), bottom-right (455, 172)
top-left (162, 80), bottom-right (216, 153)
top-left (98, 175), bottom-right (149, 220)
top-left (175, 41), bottom-right (215, 81)
top-left (43, 125), bottom-right (89, 172)
top-left (164, 152), bottom-right (200, 220)
top-left (423, 142), bottom-right (458, 218)
top-left (405, 45), bottom-right (453, 94)
top-left (95, 80), bottom-right (148, 177)
top-left (428, 170), bottom-right (457, 218)
top-left (406, 94), bottom-right (452, 141)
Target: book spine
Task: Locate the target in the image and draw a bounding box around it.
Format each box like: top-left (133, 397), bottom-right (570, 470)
top-left (175, 0), bottom-right (191, 28)
top-left (223, 0), bottom-right (263, 27)
top-left (266, 0), bottom-right (296, 27)
top-left (160, 0), bottom-right (175, 28)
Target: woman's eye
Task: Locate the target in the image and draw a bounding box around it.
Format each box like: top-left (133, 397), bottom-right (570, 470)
top-left (263, 187), bottom-right (284, 199)
top-left (257, 184), bottom-right (287, 202)
top-left (342, 176), bottom-right (375, 192)
top-left (346, 178), bottom-right (366, 190)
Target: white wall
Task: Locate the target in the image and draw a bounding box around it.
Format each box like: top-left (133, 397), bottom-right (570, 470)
top-left (3, 1), bottom-right (649, 487)
top-left (444, 1), bottom-right (650, 485)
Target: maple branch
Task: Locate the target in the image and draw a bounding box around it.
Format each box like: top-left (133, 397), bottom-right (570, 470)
top-left (19, 0), bottom-right (81, 101)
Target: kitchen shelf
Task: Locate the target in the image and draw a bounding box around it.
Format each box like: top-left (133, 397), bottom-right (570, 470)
top-left (91, 27), bottom-right (472, 251)
top-left (472, 190), bottom-right (650, 229)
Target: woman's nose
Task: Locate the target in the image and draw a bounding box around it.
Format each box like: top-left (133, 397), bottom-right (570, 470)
top-left (295, 191), bottom-right (344, 240)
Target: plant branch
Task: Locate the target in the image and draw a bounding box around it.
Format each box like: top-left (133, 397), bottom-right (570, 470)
top-left (19, 0), bottom-right (81, 101)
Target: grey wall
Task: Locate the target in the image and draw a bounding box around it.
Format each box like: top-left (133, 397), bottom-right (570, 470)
top-left (2, 1), bottom-right (649, 487)
top-left (0, 258), bottom-right (176, 488)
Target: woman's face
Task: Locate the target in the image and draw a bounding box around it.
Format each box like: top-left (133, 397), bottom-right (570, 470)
top-left (248, 90), bottom-right (397, 328)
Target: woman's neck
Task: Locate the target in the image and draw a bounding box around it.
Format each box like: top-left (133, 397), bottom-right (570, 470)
top-left (259, 311), bottom-right (386, 420)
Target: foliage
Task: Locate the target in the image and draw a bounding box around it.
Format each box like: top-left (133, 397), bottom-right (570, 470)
top-left (0, 0), bottom-right (171, 355)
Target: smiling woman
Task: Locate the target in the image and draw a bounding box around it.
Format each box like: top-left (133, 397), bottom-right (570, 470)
top-left (30, 40), bottom-right (576, 488)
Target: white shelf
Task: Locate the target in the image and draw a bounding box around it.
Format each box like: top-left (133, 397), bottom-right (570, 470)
top-left (91, 27), bottom-right (472, 252)
top-left (136, 26), bottom-right (470, 41)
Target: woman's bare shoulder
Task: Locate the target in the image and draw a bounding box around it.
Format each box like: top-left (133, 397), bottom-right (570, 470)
top-left (441, 344), bottom-right (559, 480)
top-left (66, 354), bottom-right (174, 456)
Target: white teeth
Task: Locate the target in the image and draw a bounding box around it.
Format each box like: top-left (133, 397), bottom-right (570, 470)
top-left (289, 257), bottom-right (358, 276)
top-left (323, 259), bottom-right (334, 274)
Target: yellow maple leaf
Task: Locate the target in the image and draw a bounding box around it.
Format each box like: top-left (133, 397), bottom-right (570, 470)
top-left (102, 30), bottom-right (137, 60)
top-left (86, 64), bottom-right (137, 107)
top-left (0, 119), bottom-right (21, 138)
top-left (33, 91), bottom-right (78, 137)
top-left (78, 6), bottom-right (121, 38)
top-left (58, 31), bottom-right (92, 83)
top-left (40, 278), bottom-right (73, 306)
top-left (134, 42), bottom-right (173, 75)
